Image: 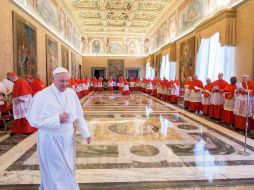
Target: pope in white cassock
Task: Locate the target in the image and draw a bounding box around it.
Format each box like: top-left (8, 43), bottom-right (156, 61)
top-left (27, 67), bottom-right (91, 190)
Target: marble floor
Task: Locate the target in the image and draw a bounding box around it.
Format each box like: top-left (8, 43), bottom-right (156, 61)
top-left (0, 91), bottom-right (254, 189)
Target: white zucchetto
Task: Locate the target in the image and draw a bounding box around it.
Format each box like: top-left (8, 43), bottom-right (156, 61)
top-left (53, 67), bottom-right (69, 75)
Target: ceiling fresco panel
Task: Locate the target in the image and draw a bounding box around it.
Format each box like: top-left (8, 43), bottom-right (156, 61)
top-left (13, 0), bottom-right (243, 55)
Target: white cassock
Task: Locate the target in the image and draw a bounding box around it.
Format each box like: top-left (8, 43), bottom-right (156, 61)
top-left (1, 79), bottom-right (13, 93)
top-left (0, 81), bottom-right (7, 99)
top-left (27, 84), bottom-right (91, 190)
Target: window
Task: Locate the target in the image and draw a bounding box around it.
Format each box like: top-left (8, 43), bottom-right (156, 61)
top-left (196, 32), bottom-right (235, 83)
top-left (160, 54), bottom-right (176, 80)
top-left (146, 62), bottom-right (155, 79)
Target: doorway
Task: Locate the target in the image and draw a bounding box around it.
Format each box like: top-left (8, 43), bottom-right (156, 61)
top-left (125, 67), bottom-right (140, 80)
top-left (92, 67), bottom-right (106, 79)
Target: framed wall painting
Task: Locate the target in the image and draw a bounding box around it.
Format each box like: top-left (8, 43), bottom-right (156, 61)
top-left (61, 45), bottom-right (69, 70)
top-left (108, 59), bottom-right (124, 79)
top-left (13, 12), bottom-right (37, 78)
top-left (71, 52), bottom-right (77, 77)
top-left (155, 53), bottom-right (162, 78)
top-left (179, 36), bottom-right (195, 86)
top-left (46, 35), bottom-right (58, 85)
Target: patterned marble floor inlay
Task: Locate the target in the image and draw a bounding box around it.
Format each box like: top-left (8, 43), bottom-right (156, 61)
top-left (167, 132), bottom-right (236, 156)
top-left (130, 144), bottom-right (160, 156)
top-left (1, 91), bottom-right (254, 189)
top-left (177, 124), bottom-right (199, 130)
top-left (0, 134), bottom-right (28, 156)
top-left (108, 123), bottom-right (159, 136)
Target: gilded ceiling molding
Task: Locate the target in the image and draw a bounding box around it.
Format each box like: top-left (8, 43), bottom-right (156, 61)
top-left (60, 0), bottom-right (180, 36)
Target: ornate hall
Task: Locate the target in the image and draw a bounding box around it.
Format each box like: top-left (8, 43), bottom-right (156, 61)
top-left (0, 0), bottom-right (254, 189)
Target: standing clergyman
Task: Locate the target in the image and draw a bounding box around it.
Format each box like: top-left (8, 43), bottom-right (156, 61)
top-left (27, 67), bottom-right (91, 190)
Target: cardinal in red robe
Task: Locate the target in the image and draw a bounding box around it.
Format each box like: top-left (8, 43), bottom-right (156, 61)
top-left (184, 76), bottom-right (192, 109)
top-left (141, 78), bottom-right (147, 92)
top-left (189, 75), bottom-right (203, 112)
top-left (146, 78), bottom-right (153, 94)
top-left (118, 77), bottom-right (124, 91)
top-left (97, 77), bottom-right (103, 91)
top-left (82, 78), bottom-right (88, 96)
top-left (8, 72), bottom-right (37, 134)
top-left (69, 77), bottom-right (77, 95)
top-left (221, 76), bottom-right (237, 125)
top-left (202, 78), bottom-right (213, 115)
top-left (209, 73), bottom-right (228, 119)
top-left (31, 73), bottom-right (46, 96)
top-left (135, 78), bottom-right (141, 91)
top-left (108, 77), bottom-right (114, 91)
top-left (25, 74), bottom-right (33, 87)
top-left (122, 80), bottom-right (130, 95)
top-left (157, 80), bottom-right (163, 99)
top-left (152, 78), bottom-right (159, 97)
top-left (76, 78), bottom-right (83, 98)
top-left (170, 77), bottom-right (180, 104)
top-left (234, 74), bottom-right (254, 130)
top-left (129, 77), bottom-right (135, 91)
top-left (92, 77), bottom-right (98, 91)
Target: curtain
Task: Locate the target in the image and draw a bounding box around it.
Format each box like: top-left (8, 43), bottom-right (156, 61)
top-left (146, 62), bottom-right (155, 79)
top-left (160, 54), bottom-right (176, 80)
top-left (168, 61), bottom-right (176, 81)
top-left (196, 32), bottom-right (235, 83)
top-left (146, 62), bottom-right (150, 79)
top-left (196, 10), bottom-right (236, 51)
top-left (151, 68), bottom-right (155, 79)
top-left (160, 56), bottom-right (166, 79)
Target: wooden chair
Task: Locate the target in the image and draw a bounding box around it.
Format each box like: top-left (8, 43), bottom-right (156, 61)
top-left (0, 99), bottom-right (13, 131)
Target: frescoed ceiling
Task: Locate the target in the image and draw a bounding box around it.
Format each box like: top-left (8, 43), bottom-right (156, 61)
top-left (59, 0), bottom-right (179, 36)
top-left (14, 0), bottom-right (244, 55)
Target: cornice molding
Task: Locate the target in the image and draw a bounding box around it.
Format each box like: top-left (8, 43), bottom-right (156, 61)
top-left (196, 9), bottom-right (236, 33)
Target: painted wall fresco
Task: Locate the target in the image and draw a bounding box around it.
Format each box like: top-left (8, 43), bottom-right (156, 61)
top-left (13, 13), bottom-right (37, 78)
top-left (108, 39), bottom-right (124, 55)
top-left (58, 8), bottom-right (66, 38)
top-left (149, 12), bottom-right (177, 53)
top-left (82, 36), bottom-right (145, 55)
top-left (46, 35), bottom-right (58, 85)
top-left (65, 18), bottom-right (72, 42)
top-left (149, 0), bottom-right (241, 53)
top-left (178, 0), bottom-right (204, 34)
top-left (91, 39), bottom-right (104, 54)
top-left (81, 35), bottom-right (89, 54)
top-left (35, 0), bottom-right (58, 30)
top-left (72, 28), bottom-right (81, 50)
top-left (13, 0), bottom-right (81, 51)
top-left (127, 39), bottom-right (140, 55)
top-left (143, 38), bottom-right (150, 55)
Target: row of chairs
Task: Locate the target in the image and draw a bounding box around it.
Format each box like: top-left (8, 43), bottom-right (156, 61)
top-left (0, 100), bottom-right (13, 131)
